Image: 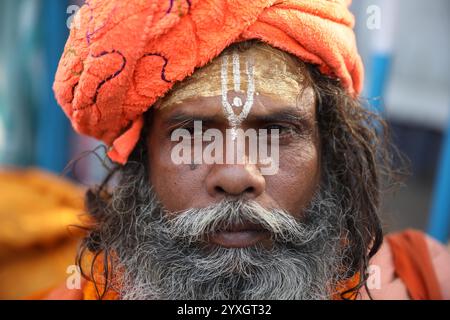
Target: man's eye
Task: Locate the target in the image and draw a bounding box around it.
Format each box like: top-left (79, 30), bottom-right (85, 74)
top-left (264, 124), bottom-right (294, 135)
top-left (182, 125), bottom-right (196, 135)
top-left (265, 124), bottom-right (285, 131)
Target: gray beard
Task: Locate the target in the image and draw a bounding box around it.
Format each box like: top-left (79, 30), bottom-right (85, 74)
top-left (98, 169), bottom-right (349, 300)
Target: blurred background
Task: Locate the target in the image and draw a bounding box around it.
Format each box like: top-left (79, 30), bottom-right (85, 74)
top-left (0, 0), bottom-right (449, 299)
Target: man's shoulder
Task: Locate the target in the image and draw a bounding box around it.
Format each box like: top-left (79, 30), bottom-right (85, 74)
top-left (363, 229), bottom-right (450, 300)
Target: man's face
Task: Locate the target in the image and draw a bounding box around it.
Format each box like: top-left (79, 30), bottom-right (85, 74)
top-left (147, 43), bottom-right (321, 248)
top-left (95, 43), bottom-right (352, 300)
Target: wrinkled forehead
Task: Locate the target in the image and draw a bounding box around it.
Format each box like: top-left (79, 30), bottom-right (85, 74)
top-left (157, 42), bottom-right (314, 110)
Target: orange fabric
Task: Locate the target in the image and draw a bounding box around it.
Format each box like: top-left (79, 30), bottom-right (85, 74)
top-left (54, 0), bottom-right (364, 164)
top-left (333, 273), bottom-right (361, 300)
top-left (386, 229), bottom-right (443, 300)
top-left (81, 253), bottom-right (121, 300)
top-left (82, 280), bottom-right (120, 300)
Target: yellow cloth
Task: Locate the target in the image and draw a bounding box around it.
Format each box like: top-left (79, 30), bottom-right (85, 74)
top-left (0, 168), bottom-right (86, 299)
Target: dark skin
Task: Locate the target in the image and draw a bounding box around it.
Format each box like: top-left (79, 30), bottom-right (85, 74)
top-left (147, 77), bottom-right (321, 247)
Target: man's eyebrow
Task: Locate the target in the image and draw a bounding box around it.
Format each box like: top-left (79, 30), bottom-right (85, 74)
top-left (163, 111), bottom-right (224, 127)
top-left (247, 108), bottom-right (314, 124)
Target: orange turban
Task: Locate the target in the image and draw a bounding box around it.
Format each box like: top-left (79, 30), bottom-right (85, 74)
top-left (54, 0), bottom-right (364, 164)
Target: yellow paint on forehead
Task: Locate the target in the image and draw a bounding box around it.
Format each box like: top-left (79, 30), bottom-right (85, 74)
top-left (157, 42), bottom-right (309, 110)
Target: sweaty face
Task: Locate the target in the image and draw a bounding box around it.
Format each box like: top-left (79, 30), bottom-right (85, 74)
top-left (147, 43), bottom-right (321, 249)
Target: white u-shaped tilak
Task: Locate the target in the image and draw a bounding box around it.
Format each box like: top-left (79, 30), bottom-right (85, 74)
top-left (221, 51), bottom-right (256, 140)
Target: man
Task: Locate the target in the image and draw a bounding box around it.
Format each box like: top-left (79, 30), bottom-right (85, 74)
top-left (46, 0), bottom-right (449, 300)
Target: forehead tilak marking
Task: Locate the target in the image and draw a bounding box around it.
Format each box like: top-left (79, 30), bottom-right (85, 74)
top-left (221, 50), bottom-right (256, 140)
top-left (156, 43), bottom-right (306, 114)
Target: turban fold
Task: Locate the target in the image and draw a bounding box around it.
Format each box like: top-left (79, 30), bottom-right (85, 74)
top-left (54, 0), bottom-right (364, 164)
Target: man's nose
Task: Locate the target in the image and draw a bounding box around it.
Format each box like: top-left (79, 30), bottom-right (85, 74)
top-left (205, 163), bottom-right (266, 199)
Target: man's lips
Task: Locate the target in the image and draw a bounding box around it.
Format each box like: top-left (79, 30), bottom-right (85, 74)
top-left (208, 222), bottom-right (270, 248)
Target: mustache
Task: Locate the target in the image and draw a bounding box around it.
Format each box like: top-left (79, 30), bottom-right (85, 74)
top-left (160, 199), bottom-right (327, 245)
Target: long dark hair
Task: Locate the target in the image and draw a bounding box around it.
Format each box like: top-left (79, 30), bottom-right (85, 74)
top-left (309, 64), bottom-right (403, 298)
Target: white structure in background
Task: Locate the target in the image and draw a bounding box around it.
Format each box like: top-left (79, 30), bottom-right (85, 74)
top-left (384, 0), bottom-right (450, 131)
top-left (369, 0), bottom-right (398, 54)
top-left (352, 0), bottom-right (450, 131)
